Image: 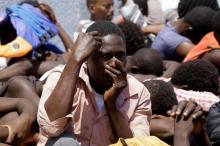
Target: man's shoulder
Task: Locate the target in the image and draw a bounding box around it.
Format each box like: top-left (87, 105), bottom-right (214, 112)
top-left (76, 19), bottom-right (94, 33)
top-left (126, 74), bottom-right (149, 96)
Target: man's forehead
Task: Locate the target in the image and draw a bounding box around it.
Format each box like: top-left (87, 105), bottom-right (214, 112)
top-left (100, 34), bottom-right (126, 52)
top-left (102, 34), bottom-right (125, 46)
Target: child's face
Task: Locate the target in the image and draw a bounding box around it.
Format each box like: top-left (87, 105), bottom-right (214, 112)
top-left (89, 0), bottom-right (114, 21)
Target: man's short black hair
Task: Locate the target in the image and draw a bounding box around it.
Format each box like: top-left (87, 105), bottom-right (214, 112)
top-left (212, 10), bottom-right (220, 34)
top-left (118, 20), bottom-right (145, 55)
top-left (144, 80), bottom-right (178, 116)
top-left (184, 6), bottom-right (216, 33)
top-left (19, 0), bottom-right (40, 7)
top-left (132, 48), bottom-right (163, 76)
top-left (183, 6), bottom-right (216, 44)
top-left (86, 21), bottom-right (125, 42)
top-left (171, 59), bottom-right (219, 94)
top-left (178, 0), bottom-right (219, 18)
top-left (86, 0), bottom-right (96, 7)
top-left (134, 0), bottom-right (148, 16)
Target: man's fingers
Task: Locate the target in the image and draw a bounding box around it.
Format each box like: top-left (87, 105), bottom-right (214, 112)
top-left (105, 65), bottom-right (121, 75)
top-left (87, 31), bottom-right (100, 36)
top-left (192, 111), bottom-right (203, 119)
top-left (183, 101), bottom-right (197, 118)
top-left (105, 69), bottom-right (117, 79)
top-left (115, 58), bottom-right (126, 73)
top-left (192, 106), bottom-right (203, 119)
top-left (168, 105), bottom-right (178, 117)
top-left (175, 101), bottom-right (187, 117)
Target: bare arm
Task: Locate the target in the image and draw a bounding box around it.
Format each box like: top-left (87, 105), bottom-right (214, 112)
top-left (0, 97), bottom-right (37, 143)
top-left (176, 42), bottom-right (195, 59)
top-left (56, 23), bottom-right (74, 52)
top-left (162, 60), bottom-right (181, 78)
top-left (104, 59), bottom-right (133, 142)
top-left (0, 60), bottom-right (33, 81)
top-left (45, 32), bottom-right (100, 121)
top-left (141, 24), bottom-right (165, 35)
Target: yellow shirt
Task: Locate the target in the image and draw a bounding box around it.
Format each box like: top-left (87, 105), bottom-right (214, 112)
top-left (110, 136), bottom-right (170, 146)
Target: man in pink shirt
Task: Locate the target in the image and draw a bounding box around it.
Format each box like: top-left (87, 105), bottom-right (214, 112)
top-left (37, 21), bottom-right (151, 146)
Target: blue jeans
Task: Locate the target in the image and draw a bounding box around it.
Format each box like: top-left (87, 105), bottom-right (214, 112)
top-left (45, 132), bottom-right (79, 146)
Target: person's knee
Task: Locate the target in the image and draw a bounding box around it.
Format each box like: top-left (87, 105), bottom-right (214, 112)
top-left (45, 132), bottom-right (79, 146)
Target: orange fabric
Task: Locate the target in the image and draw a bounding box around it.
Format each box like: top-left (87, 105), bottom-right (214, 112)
top-left (0, 36), bottom-right (32, 58)
top-left (183, 32), bottom-right (220, 63)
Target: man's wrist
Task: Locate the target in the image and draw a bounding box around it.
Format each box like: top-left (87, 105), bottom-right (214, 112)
top-left (104, 101), bottom-right (117, 112)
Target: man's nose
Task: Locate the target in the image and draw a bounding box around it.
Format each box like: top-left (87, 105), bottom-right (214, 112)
top-left (108, 56), bottom-right (117, 67)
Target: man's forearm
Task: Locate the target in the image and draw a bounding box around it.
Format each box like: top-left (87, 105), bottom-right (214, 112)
top-left (56, 23), bottom-right (74, 52)
top-left (45, 55), bottom-right (82, 121)
top-left (105, 101), bottom-right (133, 142)
top-left (174, 131), bottom-right (190, 146)
top-left (0, 60), bottom-right (32, 81)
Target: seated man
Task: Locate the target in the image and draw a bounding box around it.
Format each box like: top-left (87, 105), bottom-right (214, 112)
top-left (183, 10), bottom-right (220, 72)
top-left (126, 48), bottom-right (180, 81)
top-left (151, 6), bottom-right (215, 61)
top-left (75, 0), bottom-right (114, 33)
top-left (37, 21), bottom-right (151, 146)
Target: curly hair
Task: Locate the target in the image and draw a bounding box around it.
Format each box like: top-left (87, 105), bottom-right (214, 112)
top-left (118, 20), bottom-right (146, 55)
top-left (171, 59), bottom-right (219, 94)
top-left (178, 0), bottom-right (219, 18)
top-left (212, 10), bottom-right (220, 34)
top-left (144, 80), bottom-right (178, 116)
top-left (183, 6), bottom-right (216, 44)
top-left (132, 48), bottom-right (163, 76)
top-left (86, 21), bottom-right (125, 42)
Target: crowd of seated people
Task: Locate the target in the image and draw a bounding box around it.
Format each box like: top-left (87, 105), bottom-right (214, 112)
top-left (0, 0), bottom-right (220, 146)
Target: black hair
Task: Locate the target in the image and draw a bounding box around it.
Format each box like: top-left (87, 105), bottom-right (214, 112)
top-left (144, 80), bottom-right (178, 116)
top-left (184, 6), bottom-right (216, 32)
top-left (131, 48), bottom-right (163, 76)
top-left (183, 6), bottom-right (216, 44)
top-left (171, 59), bottom-right (219, 94)
top-left (86, 0), bottom-right (96, 7)
top-left (212, 10), bottom-right (220, 34)
top-left (86, 21), bottom-right (125, 42)
top-left (178, 0), bottom-right (219, 18)
top-left (19, 0), bottom-right (40, 7)
top-left (133, 0), bottom-right (148, 16)
top-left (118, 20), bottom-right (145, 55)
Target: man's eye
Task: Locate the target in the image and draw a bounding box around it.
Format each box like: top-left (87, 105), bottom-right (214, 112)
top-left (103, 54), bottom-right (112, 59)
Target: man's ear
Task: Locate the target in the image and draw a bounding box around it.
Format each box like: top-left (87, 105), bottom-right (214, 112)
top-left (88, 4), bottom-right (96, 14)
top-left (130, 66), bottom-right (139, 74)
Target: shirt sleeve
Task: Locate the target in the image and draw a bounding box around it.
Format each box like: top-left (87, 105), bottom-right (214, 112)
top-left (130, 87), bottom-right (152, 137)
top-left (120, 0), bottom-right (147, 27)
top-left (147, 0), bottom-right (165, 25)
top-left (37, 67), bottom-right (73, 137)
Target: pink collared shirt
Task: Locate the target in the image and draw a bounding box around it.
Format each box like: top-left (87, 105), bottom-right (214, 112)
top-left (37, 64), bottom-right (151, 146)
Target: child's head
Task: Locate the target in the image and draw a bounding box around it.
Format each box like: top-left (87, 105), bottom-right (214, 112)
top-left (118, 20), bottom-right (146, 55)
top-left (126, 48), bottom-right (163, 76)
top-left (144, 80), bottom-right (178, 116)
top-left (171, 59), bottom-right (219, 94)
top-left (87, 0), bottom-right (114, 21)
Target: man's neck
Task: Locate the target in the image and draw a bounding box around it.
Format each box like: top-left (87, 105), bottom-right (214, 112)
top-left (89, 75), bottom-right (107, 95)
